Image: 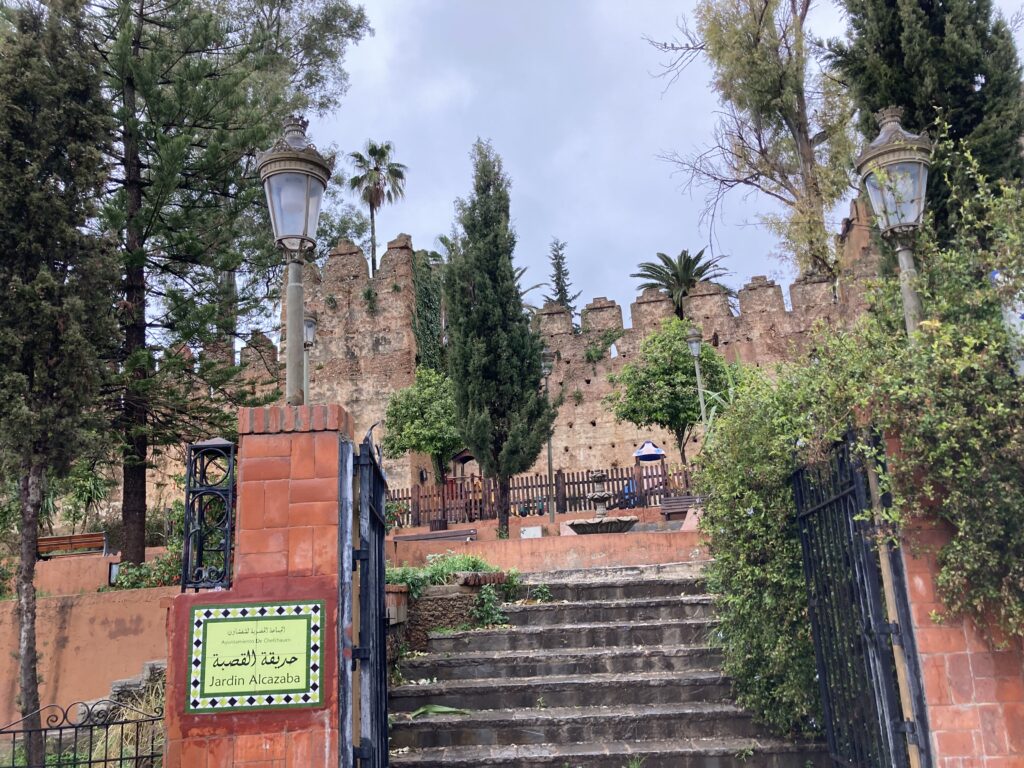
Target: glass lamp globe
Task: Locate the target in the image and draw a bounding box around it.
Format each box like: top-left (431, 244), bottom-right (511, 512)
top-left (856, 107), bottom-right (932, 237)
top-left (686, 326), bottom-right (702, 359)
top-left (257, 116), bottom-right (333, 251)
top-left (303, 312), bottom-right (318, 348)
top-left (541, 347), bottom-right (555, 378)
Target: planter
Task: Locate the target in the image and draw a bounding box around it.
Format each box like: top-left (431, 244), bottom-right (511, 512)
top-left (385, 583), bottom-right (409, 625)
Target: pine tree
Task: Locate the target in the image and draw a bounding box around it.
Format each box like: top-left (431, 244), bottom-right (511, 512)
top-left (444, 140), bottom-right (555, 535)
top-left (830, 0), bottom-right (1024, 232)
top-left (0, 1), bottom-right (117, 756)
top-left (95, 0), bottom-right (369, 562)
top-left (543, 238), bottom-right (581, 317)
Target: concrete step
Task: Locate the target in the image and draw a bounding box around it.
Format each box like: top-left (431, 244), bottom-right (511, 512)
top-left (520, 561), bottom-right (709, 584)
top-left (389, 701), bottom-right (763, 749)
top-left (504, 595), bottom-right (715, 626)
top-left (427, 618), bottom-right (717, 654)
top-left (389, 670), bottom-right (730, 712)
top-left (399, 644), bottom-right (722, 682)
top-left (389, 736), bottom-right (831, 767)
top-left (535, 575), bottom-right (709, 603)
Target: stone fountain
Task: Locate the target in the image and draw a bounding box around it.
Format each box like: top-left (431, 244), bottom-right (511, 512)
top-left (566, 470), bottom-right (638, 535)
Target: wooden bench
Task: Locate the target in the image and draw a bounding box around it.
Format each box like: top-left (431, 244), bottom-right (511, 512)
top-left (660, 495), bottom-right (704, 522)
top-left (36, 532), bottom-right (109, 560)
top-left (392, 528), bottom-right (478, 543)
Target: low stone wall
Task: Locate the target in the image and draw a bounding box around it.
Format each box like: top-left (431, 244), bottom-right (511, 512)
top-left (0, 587), bottom-right (175, 726)
top-left (403, 586), bottom-right (478, 653)
top-left (35, 546), bottom-right (167, 597)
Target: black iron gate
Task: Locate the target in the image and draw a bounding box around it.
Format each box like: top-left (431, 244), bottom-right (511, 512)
top-left (339, 432), bottom-right (389, 768)
top-left (0, 699), bottom-right (163, 767)
top-left (791, 433), bottom-right (930, 768)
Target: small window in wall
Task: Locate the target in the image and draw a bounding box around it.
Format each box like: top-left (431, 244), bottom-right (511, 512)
top-left (609, 343), bottom-right (619, 358)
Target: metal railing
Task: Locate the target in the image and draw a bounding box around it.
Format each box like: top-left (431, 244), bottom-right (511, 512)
top-left (0, 700), bottom-right (163, 767)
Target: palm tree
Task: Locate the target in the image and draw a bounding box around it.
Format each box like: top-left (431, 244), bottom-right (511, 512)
top-left (347, 140), bottom-right (408, 275)
top-left (515, 265), bottom-right (547, 316)
top-left (631, 248), bottom-right (728, 320)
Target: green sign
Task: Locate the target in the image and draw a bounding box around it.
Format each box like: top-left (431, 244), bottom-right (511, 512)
top-left (187, 601), bottom-right (324, 713)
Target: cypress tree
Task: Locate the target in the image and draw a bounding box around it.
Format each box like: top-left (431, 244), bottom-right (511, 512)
top-left (543, 237), bottom-right (582, 317)
top-left (444, 140), bottom-right (555, 535)
top-left (830, 0), bottom-right (1024, 231)
top-left (0, 0), bottom-right (117, 756)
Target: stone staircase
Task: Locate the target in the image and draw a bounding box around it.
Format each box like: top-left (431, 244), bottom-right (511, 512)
top-left (388, 563), bottom-right (830, 767)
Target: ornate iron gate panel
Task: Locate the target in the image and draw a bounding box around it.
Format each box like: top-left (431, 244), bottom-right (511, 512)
top-left (349, 434), bottom-right (389, 768)
top-left (792, 434), bottom-right (929, 768)
top-left (182, 437), bottom-right (235, 591)
top-left (0, 699), bottom-right (163, 767)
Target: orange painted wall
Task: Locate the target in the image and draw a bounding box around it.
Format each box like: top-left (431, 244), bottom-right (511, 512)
top-left (163, 404), bottom-right (353, 768)
top-left (902, 519), bottom-right (1024, 765)
top-left (0, 587), bottom-right (176, 726)
top-left (388, 529), bottom-right (707, 572)
top-left (35, 546), bottom-right (167, 597)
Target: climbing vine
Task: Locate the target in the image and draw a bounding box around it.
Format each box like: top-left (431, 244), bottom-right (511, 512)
top-left (583, 328), bottom-right (622, 364)
top-left (412, 249), bottom-right (445, 371)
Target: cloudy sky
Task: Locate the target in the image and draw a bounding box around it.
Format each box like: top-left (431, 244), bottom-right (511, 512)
top-left (310, 1), bottom-right (1023, 324)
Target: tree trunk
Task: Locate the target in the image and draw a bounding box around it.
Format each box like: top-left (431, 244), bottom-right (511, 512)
top-left (675, 429), bottom-right (688, 465)
top-left (496, 476), bottom-right (510, 537)
top-left (121, 1), bottom-right (148, 565)
top-left (369, 206), bottom-right (377, 276)
top-left (17, 458), bottom-right (45, 766)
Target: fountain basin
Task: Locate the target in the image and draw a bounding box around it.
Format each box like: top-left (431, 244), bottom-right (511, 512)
top-left (566, 516), bottom-right (639, 535)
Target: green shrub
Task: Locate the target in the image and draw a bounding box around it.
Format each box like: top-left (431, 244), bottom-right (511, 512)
top-left (530, 583), bottom-right (553, 603)
top-left (471, 584), bottom-right (507, 627)
top-left (384, 501), bottom-right (407, 533)
top-left (500, 568), bottom-right (522, 601)
top-left (385, 551), bottom-right (499, 600)
top-left (695, 371), bottom-right (822, 738)
top-left (110, 547), bottom-right (182, 590)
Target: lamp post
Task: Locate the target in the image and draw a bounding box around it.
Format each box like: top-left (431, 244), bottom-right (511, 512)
top-left (686, 325), bottom-right (708, 429)
top-left (541, 346), bottom-right (556, 523)
top-left (303, 311), bottom-right (317, 403)
top-left (257, 116), bottom-right (333, 405)
top-left (856, 107), bottom-right (932, 337)
top-left (857, 111), bottom-right (932, 768)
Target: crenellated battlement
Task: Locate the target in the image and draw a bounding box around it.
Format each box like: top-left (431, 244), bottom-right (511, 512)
top-left (270, 199), bottom-right (876, 484)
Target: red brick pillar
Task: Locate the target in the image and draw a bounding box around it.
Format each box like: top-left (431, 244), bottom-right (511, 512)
top-left (902, 518), bottom-right (1024, 764)
top-left (164, 404), bottom-right (353, 768)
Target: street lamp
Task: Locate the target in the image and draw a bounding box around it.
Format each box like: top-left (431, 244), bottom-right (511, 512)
top-left (856, 107), bottom-right (932, 337)
top-left (541, 346), bottom-right (556, 523)
top-left (686, 325), bottom-right (708, 429)
top-left (257, 116), bottom-right (333, 405)
top-left (303, 311), bottom-right (317, 403)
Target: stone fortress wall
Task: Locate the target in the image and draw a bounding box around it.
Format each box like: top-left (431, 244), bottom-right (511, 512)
top-left (258, 200), bottom-right (876, 488)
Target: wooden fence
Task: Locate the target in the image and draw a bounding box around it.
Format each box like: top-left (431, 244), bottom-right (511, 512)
top-left (386, 463), bottom-right (691, 528)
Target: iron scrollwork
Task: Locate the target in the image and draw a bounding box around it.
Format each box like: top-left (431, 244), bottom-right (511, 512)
top-left (182, 437), bottom-right (236, 591)
top-left (0, 699), bottom-right (164, 767)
